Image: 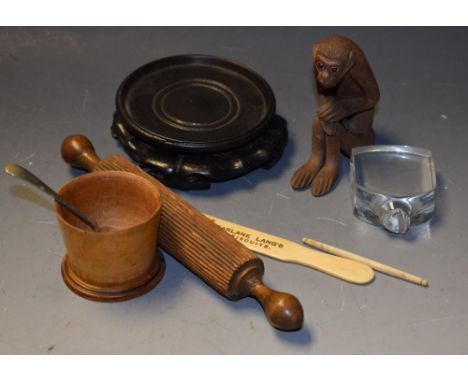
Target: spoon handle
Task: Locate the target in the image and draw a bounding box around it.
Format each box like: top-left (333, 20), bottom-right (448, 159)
top-left (4, 163), bottom-right (98, 231)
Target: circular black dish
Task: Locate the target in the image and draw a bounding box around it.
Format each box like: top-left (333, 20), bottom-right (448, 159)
top-left (112, 54), bottom-right (287, 190)
top-left (115, 54), bottom-right (276, 153)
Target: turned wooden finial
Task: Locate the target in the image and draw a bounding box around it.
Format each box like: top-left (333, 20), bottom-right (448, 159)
top-left (236, 267), bottom-right (304, 331)
top-left (61, 134), bottom-right (101, 171)
top-left (250, 282), bottom-right (304, 331)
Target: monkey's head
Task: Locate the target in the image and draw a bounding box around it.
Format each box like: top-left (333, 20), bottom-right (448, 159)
top-left (313, 36), bottom-right (356, 89)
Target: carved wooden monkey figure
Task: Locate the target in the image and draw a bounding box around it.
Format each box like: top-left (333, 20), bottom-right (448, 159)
top-left (291, 36), bottom-right (380, 196)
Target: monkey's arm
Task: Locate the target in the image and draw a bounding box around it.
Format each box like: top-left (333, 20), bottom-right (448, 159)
top-left (318, 72), bottom-right (380, 122)
top-left (340, 73), bottom-right (380, 112)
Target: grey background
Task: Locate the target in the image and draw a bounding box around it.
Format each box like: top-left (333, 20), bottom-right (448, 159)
top-left (0, 27), bottom-right (467, 354)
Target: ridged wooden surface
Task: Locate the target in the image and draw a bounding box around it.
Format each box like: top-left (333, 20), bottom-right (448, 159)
top-left (94, 155), bottom-right (263, 298)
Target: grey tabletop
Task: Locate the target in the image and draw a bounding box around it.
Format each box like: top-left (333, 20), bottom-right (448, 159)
top-left (0, 27), bottom-right (467, 354)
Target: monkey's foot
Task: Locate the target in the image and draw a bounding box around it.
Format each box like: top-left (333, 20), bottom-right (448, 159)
top-left (290, 161), bottom-right (322, 189)
top-left (311, 165), bottom-right (339, 196)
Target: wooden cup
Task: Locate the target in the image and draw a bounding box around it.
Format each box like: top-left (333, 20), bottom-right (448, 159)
top-left (55, 171), bottom-right (165, 301)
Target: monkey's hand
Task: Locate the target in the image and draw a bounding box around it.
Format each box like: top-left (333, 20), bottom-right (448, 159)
top-left (319, 120), bottom-right (340, 136)
top-left (317, 101), bottom-right (349, 122)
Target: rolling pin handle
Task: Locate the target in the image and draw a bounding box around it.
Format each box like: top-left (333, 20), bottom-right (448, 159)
top-left (61, 135), bottom-right (102, 171)
top-left (249, 280), bottom-right (304, 331)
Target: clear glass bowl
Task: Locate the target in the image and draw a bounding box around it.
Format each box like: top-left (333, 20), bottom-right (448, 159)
top-left (350, 145), bottom-right (436, 234)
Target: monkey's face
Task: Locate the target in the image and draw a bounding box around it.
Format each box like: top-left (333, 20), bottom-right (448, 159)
top-left (314, 54), bottom-right (348, 89)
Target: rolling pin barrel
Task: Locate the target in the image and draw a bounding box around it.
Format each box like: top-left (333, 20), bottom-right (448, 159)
top-left (61, 135), bottom-right (304, 331)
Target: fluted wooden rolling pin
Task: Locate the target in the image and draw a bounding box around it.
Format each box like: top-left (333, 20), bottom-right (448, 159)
top-left (206, 215), bottom-right (374, 284)
top-left (61, 135), bottom-right (303, 331)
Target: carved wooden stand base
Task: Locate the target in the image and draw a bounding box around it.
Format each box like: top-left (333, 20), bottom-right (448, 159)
top-left (61, 250), bottom-right (166, 302)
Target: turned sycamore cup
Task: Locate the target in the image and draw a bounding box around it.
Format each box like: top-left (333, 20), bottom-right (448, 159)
top-left (55, 171), bottom-right (165, 301)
